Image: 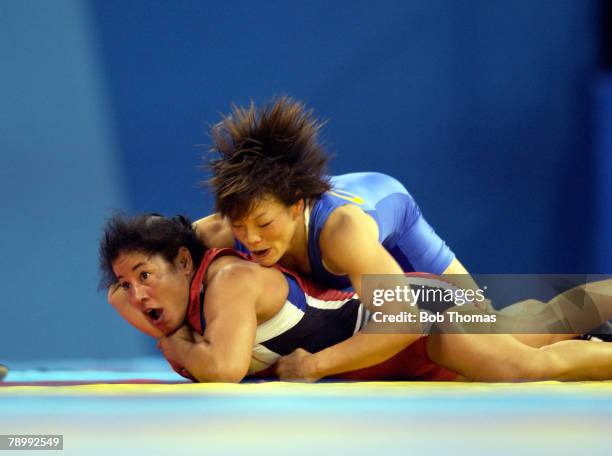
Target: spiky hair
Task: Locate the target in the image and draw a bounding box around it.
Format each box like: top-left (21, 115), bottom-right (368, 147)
top-left (207, 96), bottom-right (332, 220)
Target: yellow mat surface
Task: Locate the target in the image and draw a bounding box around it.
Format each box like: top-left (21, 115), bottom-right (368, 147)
top-left (3, 379), bottom-right (612, 396)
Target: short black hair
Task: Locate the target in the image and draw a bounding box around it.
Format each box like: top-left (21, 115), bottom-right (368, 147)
top-left (98, 213), bottom-right (205, 290)
top-left (207, 96), bottom-right (332, 220)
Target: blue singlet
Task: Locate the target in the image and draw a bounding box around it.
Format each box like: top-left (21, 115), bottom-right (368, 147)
top-left (236, 172), bottom-right (455, 290)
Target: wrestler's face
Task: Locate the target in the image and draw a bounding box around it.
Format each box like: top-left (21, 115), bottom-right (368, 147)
top-left (112, 248), bottom-right (194, 336)
top-left (229, 195), bottom-right (304, 266)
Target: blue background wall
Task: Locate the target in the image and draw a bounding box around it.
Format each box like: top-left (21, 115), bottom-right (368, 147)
top-left (1, 0), bottom-right (609, 361)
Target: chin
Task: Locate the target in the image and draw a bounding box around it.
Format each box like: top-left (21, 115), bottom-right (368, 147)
top-left (260, 254), bottom-right (280, 267)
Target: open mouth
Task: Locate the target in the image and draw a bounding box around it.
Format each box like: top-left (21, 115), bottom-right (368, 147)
top-left (252, 248), bottom-right (271, 259)
top-left (145, 308), bottom-right (164, 324)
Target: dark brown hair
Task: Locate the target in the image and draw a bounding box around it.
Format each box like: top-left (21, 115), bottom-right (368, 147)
top-left (98, 213), bottom-right (205, 290)
top-left (207, 96), bottom-right (332, 220)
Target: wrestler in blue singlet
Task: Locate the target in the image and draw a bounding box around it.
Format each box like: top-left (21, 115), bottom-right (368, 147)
top-left (236, 172), bottom-right (455, 291)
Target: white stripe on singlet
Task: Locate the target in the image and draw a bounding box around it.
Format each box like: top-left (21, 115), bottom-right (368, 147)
top-left (254, 300), bottom-right (305, 344)
top-left (248, 344), bottom-right (282, 374)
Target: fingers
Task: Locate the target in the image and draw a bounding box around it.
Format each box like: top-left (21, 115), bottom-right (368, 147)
top-left (275, 349), bottom-right (316, 382)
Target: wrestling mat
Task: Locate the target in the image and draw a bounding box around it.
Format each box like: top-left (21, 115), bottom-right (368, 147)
top-left (1, 357), bottom-right (611, 456)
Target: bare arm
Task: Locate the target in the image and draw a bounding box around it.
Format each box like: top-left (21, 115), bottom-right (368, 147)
top-left (192, 213), bottom-right (235, 249)
top-left (159, 262), bottom-right (260, 382)
top-left (278, 206), bottom-right (422, 380)
top-left (442, 257), bottom-right (478, 287)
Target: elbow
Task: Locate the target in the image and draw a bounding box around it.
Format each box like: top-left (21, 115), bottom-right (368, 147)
top-left (183, 342), bottom-right (250, 383)
top-left (192, 368), bottom-right (245, 384)
top-left (190, 357), bottom-right (248, 383)
top-left (213, 368), bottom-right (246, 383)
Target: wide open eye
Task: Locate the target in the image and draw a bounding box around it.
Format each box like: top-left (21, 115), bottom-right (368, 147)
top-left (140, 271), bottom-right (150, 281)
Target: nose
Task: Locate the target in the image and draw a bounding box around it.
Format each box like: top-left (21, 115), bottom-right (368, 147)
top-left (244, 227), bottom-right (262, 246)
top-left (129, 283), bottom-right (148, 308)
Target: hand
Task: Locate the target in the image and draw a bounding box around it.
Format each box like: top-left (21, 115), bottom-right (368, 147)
top-left (168, 324), bottom-right (195, 343)
top-left (156, 324), bottom-right (195, 366)
top-left (276, 348), bottom-right (320, 382)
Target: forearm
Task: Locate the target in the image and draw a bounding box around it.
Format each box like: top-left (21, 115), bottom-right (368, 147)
top-left (192, 214), bottom-right (235, 249)
top-left (442, 258), bottom-right (480, 292)
top-left (172, 339), bottom-right (243, 383)
top-left (309, 332), bottom-right (420, 379)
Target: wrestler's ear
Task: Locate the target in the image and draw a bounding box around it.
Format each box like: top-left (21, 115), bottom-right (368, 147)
top-left (290, 198), bottom-right (304, 219)
top-left (176, 247), bottom-right (194, 275)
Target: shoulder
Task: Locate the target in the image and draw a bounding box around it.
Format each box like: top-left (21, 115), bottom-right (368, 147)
top-left (193, 213), bottom-right (234, 248)
top-left (204, 253), bottom-right (289, 320)
top-left (205, 254), bottom-right (285, 293)
top-left (206, 255), bottom-right (259, 286)
top-left (320, 204), bottom-right (378, 248)
top-left (318, 205), bottom-right (380, 272)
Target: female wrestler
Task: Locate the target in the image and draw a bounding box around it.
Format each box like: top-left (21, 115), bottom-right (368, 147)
top-left (101, 213), bottom-right (612, 383)
top-left (194, 97), bottom-right (593, 381)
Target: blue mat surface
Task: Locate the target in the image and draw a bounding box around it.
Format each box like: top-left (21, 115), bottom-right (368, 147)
top-left (1, 357), bottom-right (611, 455)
